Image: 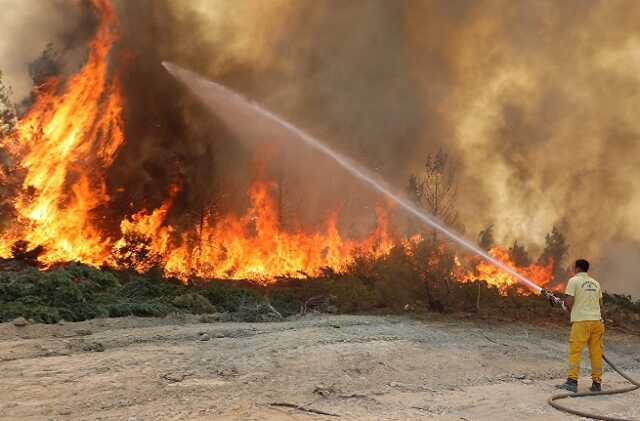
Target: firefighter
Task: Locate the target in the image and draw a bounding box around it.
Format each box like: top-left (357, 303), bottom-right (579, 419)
top-left (556, 259), bottom-right (604, 393)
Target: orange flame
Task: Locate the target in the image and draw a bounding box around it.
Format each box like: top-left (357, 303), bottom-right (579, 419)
top-left (0, 0), bottom-right (122, 265)
top-left (463, 246), bottom-right (553, 293)
top-left (0, 0), bottom-right (553, 294)
top-left (117, 180), bottom-right (394, 281)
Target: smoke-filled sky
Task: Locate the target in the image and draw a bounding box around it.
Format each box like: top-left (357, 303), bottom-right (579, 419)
top-left (1, 0), bottom-right (640, 295)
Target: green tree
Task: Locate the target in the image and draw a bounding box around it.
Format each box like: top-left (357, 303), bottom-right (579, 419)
top-left (509, 240), bottom-right (531, 267)
top-left (407, 148), bottom-right (459, 243)
top-left (539, 226), bottom-right (569, 281)
top-left (0, 70), bottom-right (16, 136)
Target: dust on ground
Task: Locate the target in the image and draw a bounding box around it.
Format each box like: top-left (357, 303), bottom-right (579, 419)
top-left (0, 314), bottom-right (638, 420)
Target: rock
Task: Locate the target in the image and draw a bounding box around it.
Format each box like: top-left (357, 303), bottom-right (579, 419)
top-left (199, 333), bottom-right (211, 341)
top-left (313, 385), bottom-right (338, 397)
top-left (389, 381), bottom-right (409, 388)
top-left (74, 329), bottom-right (92, 336)
top-left (12, 317), bottom-right (29, 327)
top-left (513, 374), bottom-right (527, 380)
top-left (216, 367), bottom-right (238, 377)
top-left (82, 342), bottom-right (105, 352)
top-left (162, 372), bottom-right (188, 383)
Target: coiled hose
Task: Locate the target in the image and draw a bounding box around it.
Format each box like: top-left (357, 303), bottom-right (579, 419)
top-left (548, 354), bottom-right (640, 421)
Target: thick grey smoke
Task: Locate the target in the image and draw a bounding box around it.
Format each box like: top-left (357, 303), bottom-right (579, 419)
top-left (2, 0), bottom-right (640, 295)
top-left (140, 0), bottom-right (640, 296)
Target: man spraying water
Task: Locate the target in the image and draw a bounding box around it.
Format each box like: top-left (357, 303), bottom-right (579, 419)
top-left (163, 62), bottom-right (639, 419)
top-left (556, 259), bottom-right (605, 393)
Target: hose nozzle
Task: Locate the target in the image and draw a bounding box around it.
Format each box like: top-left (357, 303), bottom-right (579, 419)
top-left (540, 288), bottom-right (567, 312)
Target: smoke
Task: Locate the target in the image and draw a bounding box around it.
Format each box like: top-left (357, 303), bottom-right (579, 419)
top-left (137, 0), bottom-right (640, 263)
top-left (594, 240), bottom-right (640, 297)
top-left (2, 0), bottom-right (640, 293)
top-left (0, 0), bottom-right (98, 100)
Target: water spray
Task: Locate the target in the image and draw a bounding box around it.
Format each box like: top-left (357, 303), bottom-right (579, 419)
top-left (162, 61), bottom-right (543, 293)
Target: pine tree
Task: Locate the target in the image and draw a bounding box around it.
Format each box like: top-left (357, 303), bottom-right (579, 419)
top-left (0, 70), bottom-right (16, 136)
top-left (406, 148), bottom-right (459, 242)
top-left (509, 240), bottom-right (531, 267)
top-left (539, 226), bottom-right (569, 281)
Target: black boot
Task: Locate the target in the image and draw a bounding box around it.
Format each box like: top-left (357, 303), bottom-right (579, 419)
top-left (590, 382), bottom-right (602, 392)
top-left (556, 378), bottom-right (578, 392)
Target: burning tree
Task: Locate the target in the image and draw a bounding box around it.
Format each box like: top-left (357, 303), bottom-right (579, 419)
top-left (406, 148), bottom-right (459, 243)
top-left (112, 232), bottom-right (162, 272)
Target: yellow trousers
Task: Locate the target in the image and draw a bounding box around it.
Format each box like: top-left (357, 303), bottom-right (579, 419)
top-left (568, 320), bottom-right (605, 383)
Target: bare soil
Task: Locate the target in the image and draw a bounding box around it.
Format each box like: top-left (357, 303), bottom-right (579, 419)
top-left (0, 314), bottom-right (638, 420)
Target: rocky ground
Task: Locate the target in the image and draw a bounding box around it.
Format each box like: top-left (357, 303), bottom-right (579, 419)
top-left (0, 314), bottom-right (638, 420)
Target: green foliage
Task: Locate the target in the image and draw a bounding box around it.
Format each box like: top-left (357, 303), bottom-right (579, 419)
top-left (200, 283), bottom-right (262, 312)
top-left (118, 275), bottom-right (186, 301)
top-left (0, 264), bottom-right (183, 323)
top-left (0, 252), bottom-right (636, 326)
top-left (112, 233), bottom-right (162, 272)
top-left (0, 69), bottom-right (16, 136)
top-left (269, 290), bottom-right (302, 316)
top-left (370, 245), bottom-right (422, 310)
top-left (509, 240), bottom-right (531, 267)
top-left (0, 302), bottom-right (61, 324)
top-left (172, 293), bottom-right (216, 314)
top-left (478, 224), bottom-right (495, 251)
top-left (539, 226), bottom-right (569, 281)
top-left (326, 276), bottom-right (378, 313)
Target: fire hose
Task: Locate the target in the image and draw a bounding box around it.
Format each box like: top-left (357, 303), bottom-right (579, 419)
top-left (541, 289), bottom-right (640, 421)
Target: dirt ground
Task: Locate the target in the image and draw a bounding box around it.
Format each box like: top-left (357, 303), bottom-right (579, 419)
top-left (0, 314), bottom-right (638, 421)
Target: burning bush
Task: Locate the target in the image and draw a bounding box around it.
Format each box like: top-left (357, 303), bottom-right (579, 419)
top-left (112, 232), bottom-right (162, 272)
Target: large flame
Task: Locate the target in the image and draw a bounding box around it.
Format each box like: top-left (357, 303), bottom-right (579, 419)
top-left (117, 180), bottom-right (394, 281)
top-left (0, 0), bottom-right (555, 293)
top-left (0, 0), bottom-right (122, 265)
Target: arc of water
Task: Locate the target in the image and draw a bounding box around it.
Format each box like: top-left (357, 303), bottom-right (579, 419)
top-left (162, 61), bottom-right (543, 293)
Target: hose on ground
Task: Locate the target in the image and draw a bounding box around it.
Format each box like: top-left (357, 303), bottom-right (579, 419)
top-left (548, 354), bottom-right (640, 421)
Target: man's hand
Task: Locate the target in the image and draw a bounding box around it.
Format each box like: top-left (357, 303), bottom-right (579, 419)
top-left (564, 295), bottom-right (574, 312)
